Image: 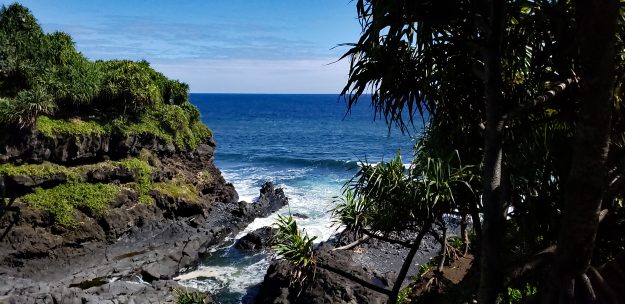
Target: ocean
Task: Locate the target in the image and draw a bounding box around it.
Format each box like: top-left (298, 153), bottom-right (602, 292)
top-left (181, 93), bottom-right (416, 303)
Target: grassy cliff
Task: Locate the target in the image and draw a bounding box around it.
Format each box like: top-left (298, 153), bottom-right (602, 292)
top-left (0, 3), bottom-right (216, 228)
top-left (0, 3), bottom-right (210, 150)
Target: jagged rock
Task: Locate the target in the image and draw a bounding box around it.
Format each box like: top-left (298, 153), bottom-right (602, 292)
top-left (234, 226), bottom-right (276, 250)
top-left (0, 276), bottom-right (215, 304)
top-left (0, 127), bottom-right (292, 303)
top-left (0, 128), bottom-right (217, 166)
top-left (235, 182), bottom-right (288, 218)
top-left (255, 243), bottom-right (388, 304)
top-left (292, 213), bottom-right (309, 219)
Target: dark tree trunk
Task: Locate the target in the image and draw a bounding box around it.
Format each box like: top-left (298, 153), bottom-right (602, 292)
top-left (545, 0), bottom-right (618, 303)
top-left (478, 1), bottom-right (507, 303)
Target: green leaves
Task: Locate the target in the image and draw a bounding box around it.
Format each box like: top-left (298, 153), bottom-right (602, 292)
top-left (334, 147), bottom-right (475, 237)
top-left (174, 288), bottom-right (210, 304)
top-left (272, 214), bottom-right (317, 284)
top-left (0, 4), bottom-right (197, 133)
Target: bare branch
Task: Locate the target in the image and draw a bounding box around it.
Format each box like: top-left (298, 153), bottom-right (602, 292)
top-left (361, 229), bottom-right (413, 248)
top-left (333, 235), bottom-right (371, 251)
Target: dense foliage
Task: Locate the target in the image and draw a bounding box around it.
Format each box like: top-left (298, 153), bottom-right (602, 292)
top-left (337, 0), bottom-right (625, 303)
top-left (277, 0), bottom-right (625, 303)
top-left (0, 3), bottom-right (210, 149)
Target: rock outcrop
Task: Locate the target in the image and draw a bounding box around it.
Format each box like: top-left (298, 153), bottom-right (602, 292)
top-left (255, 243), bottom-right (389, 304)
top-left (234, 226), bottom-right (276, 251)
top-left (0, 130), bottom-right (288, 303)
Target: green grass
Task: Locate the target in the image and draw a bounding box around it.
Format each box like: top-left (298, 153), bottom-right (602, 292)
top-left (21, 182), bottom-right (121, 227)
top-left (116, 158), bottom-right (155, 204)
top-left (397, 286), bottom-right (411, 304)
top-left (197, 170), bottom-right (213, 185)
top-left (34, 106), bottom-right (211, 150)
top-left (153, 179), bottom-right (199, 202)
top-left (36, 116), bottom-right (108, 137)
top-left (0, 161), bottom-right (80, 181)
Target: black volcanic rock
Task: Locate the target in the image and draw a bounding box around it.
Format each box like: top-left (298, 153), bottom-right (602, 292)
top-left (234, 226), bottom-right (276, 250)
top-left (255, 243), bottom-right (388, 304)
top-left (0, 131), bottom-right (288, 303)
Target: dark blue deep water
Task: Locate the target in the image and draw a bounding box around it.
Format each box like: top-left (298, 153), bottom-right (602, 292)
top-left (181, 93), bottom-right (416, 303)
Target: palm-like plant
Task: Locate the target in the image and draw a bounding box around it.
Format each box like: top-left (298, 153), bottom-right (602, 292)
top-left (272, 214), bottom-right (317, 285)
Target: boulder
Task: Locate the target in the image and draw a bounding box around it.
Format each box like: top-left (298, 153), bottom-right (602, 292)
top-left (255, 243), bottom-right (388, 304)
top-left (236, 182), bottom-right (288, 218)
top-left (234, 226), bottom-right (276, 250)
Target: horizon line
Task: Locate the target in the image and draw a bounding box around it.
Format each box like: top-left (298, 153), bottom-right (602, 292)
top-left (190, 92), bottom-right (371, 95)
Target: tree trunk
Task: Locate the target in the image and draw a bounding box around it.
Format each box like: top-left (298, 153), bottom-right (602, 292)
top-left (545, 0), bottom-right (618, 303)
top-left (388, 218), bottom-right (433, 304)
top-left (478, 1), bottom-right (507, 303)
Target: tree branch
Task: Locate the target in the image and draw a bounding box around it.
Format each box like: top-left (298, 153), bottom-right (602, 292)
top-left (504, 76), bottom-right (578, 122)
top-left (503, 245), bottom-right (557, 287)
top-left (603, 174), bottom-right (625, 207)
top-left (361, 229), bottom-right (413, 248)
top-left (389, 219), bottom-right (433, 304)
top-left (333, 235), bottom-right (371, 251)
top-left (503, 210), bottom-right (609, 286)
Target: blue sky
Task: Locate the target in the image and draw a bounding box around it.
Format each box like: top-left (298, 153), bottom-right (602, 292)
top-left (8, 1), bottom-right (362, 93)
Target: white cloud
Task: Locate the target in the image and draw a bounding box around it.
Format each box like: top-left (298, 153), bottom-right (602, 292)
top-left (152, 58), bottom-right (350, 94)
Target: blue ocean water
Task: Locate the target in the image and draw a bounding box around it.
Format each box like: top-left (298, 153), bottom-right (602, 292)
top-left (180, 93), bottom-right (416, 303)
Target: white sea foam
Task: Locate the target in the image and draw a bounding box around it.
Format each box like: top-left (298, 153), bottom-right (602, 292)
top-left (180, 163), bottom-right (351, 301)
top-left (181, 259), bottom-right (271, 295)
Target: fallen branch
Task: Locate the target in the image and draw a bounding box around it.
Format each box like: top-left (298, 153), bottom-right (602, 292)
top-left (361, 229), bottom-right (413, 248)
top-left (333, 235), bottom-right (371, 251)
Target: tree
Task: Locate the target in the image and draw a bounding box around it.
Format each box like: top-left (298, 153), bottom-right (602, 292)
top-left (339, 0), bottom-right (625, 302)
top-left (274, 0), bottom-right (625, 303)
top-left (546, 1), bottom-right (619, 302)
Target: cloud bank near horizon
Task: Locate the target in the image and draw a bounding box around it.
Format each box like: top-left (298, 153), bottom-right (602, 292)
top-left (14, 0), bottom-right (360, 93)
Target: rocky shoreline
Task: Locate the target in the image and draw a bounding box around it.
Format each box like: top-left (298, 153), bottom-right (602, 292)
top-left (0, 130), bottom-right (288, 303)
top-left (252, 232), bottom-right (441, 304)
top-left (0, 129), bottom-right (444, 304)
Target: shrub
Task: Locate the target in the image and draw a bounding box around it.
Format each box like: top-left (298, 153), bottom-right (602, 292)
top-left (0, 3), bottom-right (209, 147)
top-left (97, 60), bottom-right (162, 111)
top-left (174, 288), bottom-right (209, 304)
top-left (272, 214), bottom-right (317, 284)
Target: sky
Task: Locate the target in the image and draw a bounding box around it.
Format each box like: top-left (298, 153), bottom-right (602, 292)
top-left (7, 1), bottom-right (363, 93)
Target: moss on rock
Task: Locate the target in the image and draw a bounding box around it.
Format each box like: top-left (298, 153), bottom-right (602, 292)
top-left (154, 179), bottom-right (199, 203)
top-left (0, 161), bottom-right (81, 181)
top-left (36, 116), bottom-right (108, 137)
top-left (21, 182), bottom-right (121, 227)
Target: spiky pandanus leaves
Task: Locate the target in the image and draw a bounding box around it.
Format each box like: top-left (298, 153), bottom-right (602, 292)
top-left (334, 147), bottom-right (475, 239)
top-left (273, 214), bottom-right (317, 285)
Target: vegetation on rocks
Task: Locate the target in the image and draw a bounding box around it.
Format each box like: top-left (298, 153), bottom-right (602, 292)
top-left (0, 161), bottom-right (80, 180)
top-left (0, 3), bottom-right (211, 149)
top-left (174, 288), bottom-right (210, 304)
top-left (0, 157), bottom-right (161, 225)
top-left (36, 116), bottom-right (108, 137)
top-left (274, 0), bottom-right (625, 303)
top-left (117, 158), bottom-right (154, 204)
top-left (21, 182), bottom-right (121, 227)
top-left (154, 179), bottom-right (200, 203)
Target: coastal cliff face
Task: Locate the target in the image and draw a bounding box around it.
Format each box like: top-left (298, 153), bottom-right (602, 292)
top-left (0, 128), bottom-right (287, 303)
